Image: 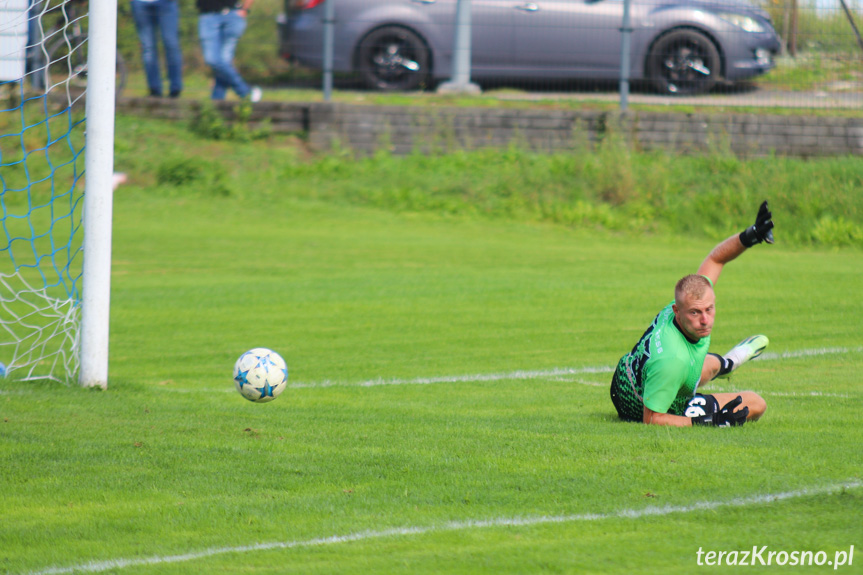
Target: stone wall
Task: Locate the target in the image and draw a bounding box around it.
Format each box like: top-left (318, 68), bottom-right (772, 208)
top-left (119, 97), bottom-right (863, 157)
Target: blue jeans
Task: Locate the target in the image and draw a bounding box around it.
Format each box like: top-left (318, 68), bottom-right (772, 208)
top-left (198, 11), bottom-right (250, 100)
top-left (131, 0), bottom-right (183, 95)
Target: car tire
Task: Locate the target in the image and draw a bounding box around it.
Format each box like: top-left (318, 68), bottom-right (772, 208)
top-left (648, 29), bottom-right (721, 96)
top-left (357, 26), bottom-right (430, 91)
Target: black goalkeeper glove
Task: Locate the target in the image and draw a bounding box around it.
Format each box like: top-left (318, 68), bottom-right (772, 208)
top-left (739, 200), bottom-right (774, 247)
top-left (691, 395), bottom-right (750, 427)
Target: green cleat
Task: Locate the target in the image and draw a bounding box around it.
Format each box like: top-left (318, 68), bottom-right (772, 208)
top-left (718, 335), bottom-right (769, 378)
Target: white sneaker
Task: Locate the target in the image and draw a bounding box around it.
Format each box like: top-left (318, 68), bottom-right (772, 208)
top-left (719, 335), bottom-right (769, 378)
top-left (249, 86), bottom-right (262, 103)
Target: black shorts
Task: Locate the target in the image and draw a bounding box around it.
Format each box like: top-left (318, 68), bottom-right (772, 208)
top-left (610, 360), bottom-right (643, 422)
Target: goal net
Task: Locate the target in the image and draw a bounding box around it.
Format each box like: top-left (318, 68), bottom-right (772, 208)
top-left (1, 0), bottom-right (115, 385)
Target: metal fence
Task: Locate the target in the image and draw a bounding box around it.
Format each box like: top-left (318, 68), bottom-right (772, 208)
top-left (274, 0), bottom-right (863, 110)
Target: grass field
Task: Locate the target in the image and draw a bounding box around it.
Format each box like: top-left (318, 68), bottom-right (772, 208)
top-left (1, 116), bottom-right (862, 574)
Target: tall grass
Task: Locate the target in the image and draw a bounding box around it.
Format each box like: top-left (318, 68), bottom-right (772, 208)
top-left (275, 136), bottom-right (863, 248)
top-left (4, 109), bottom-right (860, 250)
top-left (110, 115), bottom-right (863, 248)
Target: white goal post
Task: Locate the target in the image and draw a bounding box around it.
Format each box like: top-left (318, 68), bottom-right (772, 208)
top-left (79, 0), bottom-right (117, 389)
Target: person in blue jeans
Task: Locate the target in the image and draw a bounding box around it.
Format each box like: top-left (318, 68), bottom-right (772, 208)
top-left (196, 0), bottom-right (261, 101)
top-left (130, 0), bottom-right (183, 97)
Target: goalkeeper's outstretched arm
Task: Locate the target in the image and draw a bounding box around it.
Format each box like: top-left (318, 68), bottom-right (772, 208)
top-left (643, 396), bottom-right (751, 427)
top-left (698, 200), bottom-right (774, 285)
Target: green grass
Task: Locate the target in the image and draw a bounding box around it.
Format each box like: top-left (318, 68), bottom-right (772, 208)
top-left (109, 114), bottom-right (863, 249)
top-left (1, 115), bottom-right (862, 573)
top-left (757, 53), bottom-right (863, 92)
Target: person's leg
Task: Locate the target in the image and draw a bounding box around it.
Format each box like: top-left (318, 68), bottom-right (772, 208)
top-left (700, 334), bottom-right (769, 385)
top-left (131, 0), bottom-right (163, 95)
top-left (158, 0), bottom-right (183, 96)
top-left (200, 13), bottom-right (248, 99)
top-left (199, 12), bottom-right (228, 100)
top-left (719, 335), bottom-right (769, 377)
top-left (711, 391), bottom-right (766, 421)
top-left (218, 11), bottom-right (251, 98)
top-left (699, 353), bottom-right (722, 384)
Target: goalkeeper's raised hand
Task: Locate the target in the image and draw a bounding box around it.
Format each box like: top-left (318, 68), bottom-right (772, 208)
top-left (692, 396), bottom-right (750, 427)
top-left (740, 200), bottom-right (774, 247)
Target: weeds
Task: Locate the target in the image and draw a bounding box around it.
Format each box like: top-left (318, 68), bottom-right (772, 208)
top-left (113, 114), bottom-right (863, 248)
top-left (189, 100), bottom-right (271, 142)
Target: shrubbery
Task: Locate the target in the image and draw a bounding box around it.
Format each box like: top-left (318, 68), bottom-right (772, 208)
top-left (111, 113), bottom-right (863, 249)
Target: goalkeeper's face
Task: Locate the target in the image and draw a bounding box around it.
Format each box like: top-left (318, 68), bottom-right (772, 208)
top-left (672, 288), bottom-right (716, 341)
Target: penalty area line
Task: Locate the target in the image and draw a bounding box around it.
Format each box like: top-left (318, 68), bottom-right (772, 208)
top-left (27, 480), bottom-right (862, 575)
top-left (292, 365), bottom-right (613, 389)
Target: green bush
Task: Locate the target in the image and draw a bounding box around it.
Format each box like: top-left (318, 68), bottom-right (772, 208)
top-left (156, 156), bottom-right (231, 197)
top-left (189, 100), bottom-right (273, 142)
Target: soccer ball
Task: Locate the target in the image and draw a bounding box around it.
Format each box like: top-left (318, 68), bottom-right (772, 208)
top-left (233, 348), bottom-right (288, 403)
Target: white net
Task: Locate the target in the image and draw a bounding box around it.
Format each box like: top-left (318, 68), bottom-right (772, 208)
top-left (1, 0), bottom-right (87, 383)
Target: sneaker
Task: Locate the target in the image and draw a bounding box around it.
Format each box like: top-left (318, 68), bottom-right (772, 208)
top-left (718, 335), bottom-right (769, 378)
top-left (249, 86), bottom-right (262, 103)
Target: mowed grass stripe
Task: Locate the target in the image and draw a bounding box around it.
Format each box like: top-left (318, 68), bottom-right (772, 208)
top-left (28, 480), bottom-right (863, 575)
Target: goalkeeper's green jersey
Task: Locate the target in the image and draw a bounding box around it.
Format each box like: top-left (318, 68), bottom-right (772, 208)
top-left (610, 301), bottom-right (711, 421)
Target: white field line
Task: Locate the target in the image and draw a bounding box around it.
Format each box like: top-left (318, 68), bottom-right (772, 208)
top-left (765, 391), bottom-right (851, 398)
top-left (291, 365), bottom-right (613, 389)
top-left (289, 345), bottom-right (863, 389)
top-left (758, 346), bottom-right (863, 361)
top-left (28, 480), bottom-right (863, 575)
top-left (705, 388), bottom-right (852, 398)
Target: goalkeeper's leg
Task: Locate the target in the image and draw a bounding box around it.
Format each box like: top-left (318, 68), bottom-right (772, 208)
top-left (716, 335), bottom-right (769, 379)
top-left (700, 335), bottom-right (769, 383)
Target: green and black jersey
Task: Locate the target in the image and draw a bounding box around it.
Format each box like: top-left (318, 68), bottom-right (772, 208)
top-left (610, 300), bottom-right (711, 422)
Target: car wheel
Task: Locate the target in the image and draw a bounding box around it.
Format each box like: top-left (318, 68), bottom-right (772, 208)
top-left (648, 29), bottom-right (721, 96)
top-left (357, 26), bottom-right (429, 91)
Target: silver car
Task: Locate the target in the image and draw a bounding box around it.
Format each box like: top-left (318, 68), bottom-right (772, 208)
top-left (278, 0), bottom-right (781, 95)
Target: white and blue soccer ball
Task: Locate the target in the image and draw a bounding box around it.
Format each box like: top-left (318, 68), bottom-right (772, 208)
top-left (233, 348), bottom-right (288, 403)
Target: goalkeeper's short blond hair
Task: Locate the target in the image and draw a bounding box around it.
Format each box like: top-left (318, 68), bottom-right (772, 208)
top-left (675, 274), bottom-right (713, 306)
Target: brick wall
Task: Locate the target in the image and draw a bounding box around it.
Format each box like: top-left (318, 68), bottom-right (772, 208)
top-left (119, 97), bottom-right (863, 157)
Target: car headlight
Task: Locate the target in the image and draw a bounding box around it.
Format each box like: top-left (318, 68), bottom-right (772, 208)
top-left (717, 13), bottom-right (766, 32)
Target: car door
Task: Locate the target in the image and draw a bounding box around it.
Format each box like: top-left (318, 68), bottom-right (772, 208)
top-left (414, 0), bottom-right (514, 78)
top-left (468, 0), bottom-right (516, 75)
top-left (511, 0), bottom-right (625, 76)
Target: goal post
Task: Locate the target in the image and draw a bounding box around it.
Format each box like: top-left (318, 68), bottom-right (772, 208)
top-left (79, 0), bottom-right (117, 389)
top-left (0, 0), bottom-right (116, 388)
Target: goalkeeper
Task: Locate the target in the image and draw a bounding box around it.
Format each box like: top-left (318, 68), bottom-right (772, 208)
top-left (610, 201), bottom-right (774, 427)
